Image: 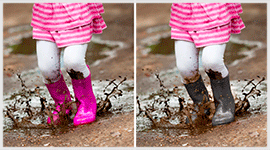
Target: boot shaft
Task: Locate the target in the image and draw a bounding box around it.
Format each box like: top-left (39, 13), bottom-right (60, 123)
top-left (45, 74), bottom-right (71, 104)
top-left (209, 75), bottom-right (235, 111)
top-left (184, 76), bottom-right (209, 104)
top-left (70, 65), bottom-right (96, 111)
top-left (70, 65), bottom-right (97, 126)
top-left (209, 75), bottom-right (235, 126)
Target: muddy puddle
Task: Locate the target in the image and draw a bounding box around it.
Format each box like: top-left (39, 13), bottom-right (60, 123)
top-left (9, 36), bottom-right (119, 66)
top-left (146, 36), bottom-right (260, 66)
top-left (136, 68), bottom-right (267, 137)
top-left (3, 73), bottom-right (134, 137)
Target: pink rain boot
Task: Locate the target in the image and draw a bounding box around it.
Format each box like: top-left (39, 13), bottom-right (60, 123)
top-left (45, 74), bottom-right (72, 125)
top-left (71, 66), bottom-right (96, 126)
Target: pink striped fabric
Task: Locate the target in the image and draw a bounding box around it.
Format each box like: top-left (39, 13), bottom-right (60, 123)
top-left (171, 23), bottom-right (231, 48)
top-left (170, 3), bottom-right (245, 32)
top-left (31, 3), bottom-right (106, 32)
top-left (33, 23), bottom-right (94, 48)
top-left (170, 3), bottom-right (245, 47)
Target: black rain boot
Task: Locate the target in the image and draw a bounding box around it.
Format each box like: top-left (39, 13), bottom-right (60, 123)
top-left (184, 76), bottom-right (209, 123)
top-left (209, 75), bottom-right (235, 126)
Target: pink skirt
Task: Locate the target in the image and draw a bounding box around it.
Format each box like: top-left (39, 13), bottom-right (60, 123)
top-left (31, 3), bottom-right (106, 47)
top-left (171, 23), bottom-right (231, 48)
top-left (170, 3), bottom-right (245, 47)
top-left (33, 23), bottom-right (95, 48)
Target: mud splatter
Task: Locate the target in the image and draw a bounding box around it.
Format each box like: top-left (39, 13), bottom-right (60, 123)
top-left (235, 77), bottom-right (265, 115)
top-left (183, 70), bottom-right (200, 84)
top-left (137, 71), bottom-right (266, 136)
top-left (4, 70), bottom-right (57, 129)
top-left (67, 69), bottom-right (84, 80)
top-left (97, 77), bottom-right (127, 115)
top-left (206, 69), bottom-right (223, 80)
top-left (3, 68), bottom-right (131, 134)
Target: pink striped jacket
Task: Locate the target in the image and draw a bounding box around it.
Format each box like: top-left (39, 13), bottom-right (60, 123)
top-left (170, 3), bottom-right (245, 33)
top-left (31, 3), bottom-right (106, 33)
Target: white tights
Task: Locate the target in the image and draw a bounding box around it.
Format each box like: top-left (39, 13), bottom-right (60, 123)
top-left (175, 40), bottom-right (228, 84)
top-left (36, 40), bottom-right (90, 84)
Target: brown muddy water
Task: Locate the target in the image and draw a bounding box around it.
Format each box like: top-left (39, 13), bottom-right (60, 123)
top-left (148, 36), bottom-right (257, 66)
top-left (10, 37), bottom-right (118, 65)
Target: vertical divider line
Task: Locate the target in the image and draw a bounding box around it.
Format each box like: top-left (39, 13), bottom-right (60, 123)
top-left (133, 2), bottom-right (137, 148)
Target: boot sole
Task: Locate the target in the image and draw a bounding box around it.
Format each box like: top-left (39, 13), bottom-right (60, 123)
top-left (73, 118), bottom-right (96, 126)
top-left (212, 117), bottom-right (234, 126)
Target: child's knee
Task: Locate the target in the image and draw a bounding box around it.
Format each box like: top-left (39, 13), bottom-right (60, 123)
top-left (64, 55), bottom-right (83, 69)
top-left (177, 64), bottom-right (193, 74)
top-left (202, 57), bottom-right (228, 79)
top-left (177, 65), bottom-right (199, 83)
top-left (66, 68), bottom-right (85, 80)
top-left (63, 57), bottom-right (87, 79)
top-left (181, 72), bottom-right (200, 84)
top-left (202, 54), bottom-right (225, 73)
top-left (202, 44), bottom-right (226, 72)
top-left (177, 60), bottom-right (198, 75)
top-left (38, 65), bottom-right (60, 83)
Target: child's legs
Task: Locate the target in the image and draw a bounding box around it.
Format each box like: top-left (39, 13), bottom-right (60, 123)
top-left (36, 40), bottom-right (61, 84)
top-left (201, 44), bottom-right (228, 79)
top-left (63, 44), bottom-right (90, 79)
top-left (175, 40), bottom-right (200, 84)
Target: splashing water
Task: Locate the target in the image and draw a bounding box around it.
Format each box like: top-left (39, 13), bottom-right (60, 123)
top-left (3, 72), bottom-right (134, 132)
top-left (136, 68), bottom-right (267, 133)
